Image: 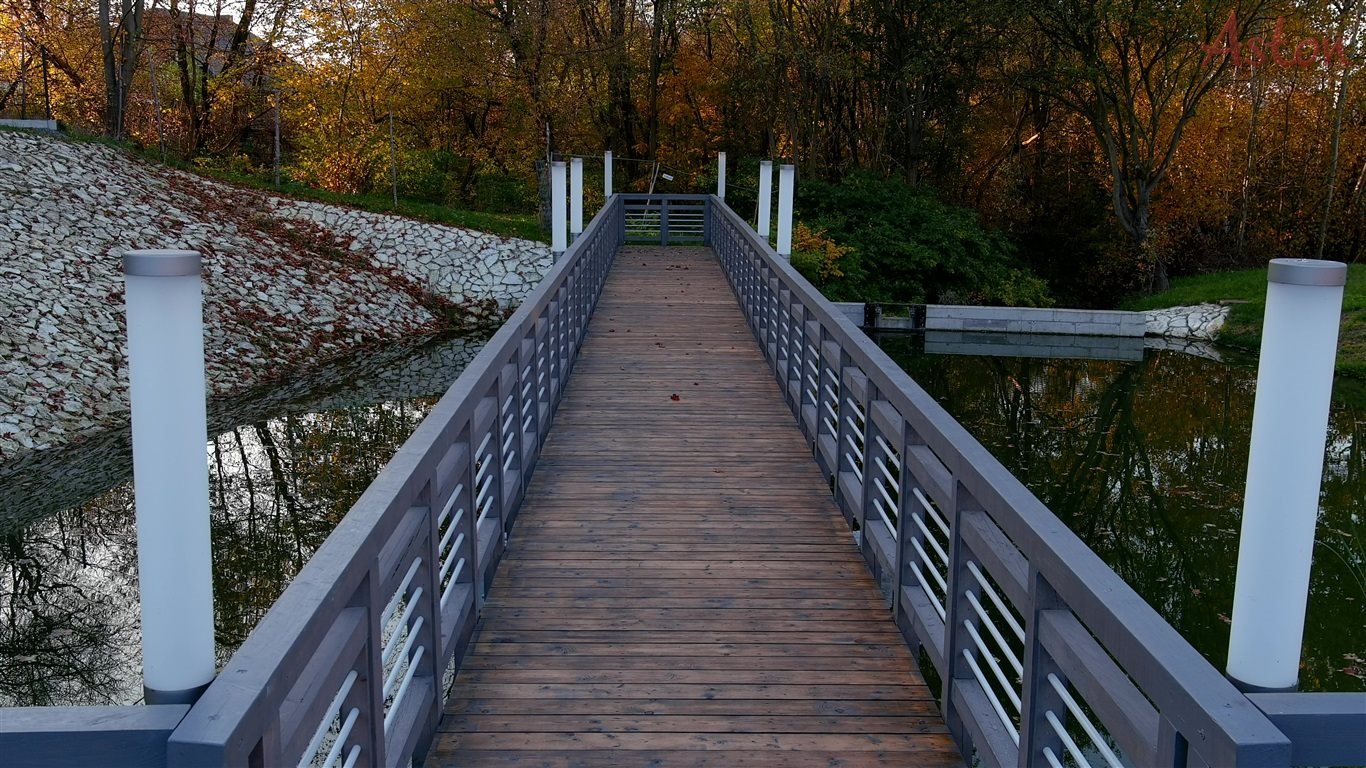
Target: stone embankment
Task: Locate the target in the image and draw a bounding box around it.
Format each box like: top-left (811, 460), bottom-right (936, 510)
top-left (0, 130), bottom-right (548, 465)
top-left (1143, 304), bottom-right (1231, 340)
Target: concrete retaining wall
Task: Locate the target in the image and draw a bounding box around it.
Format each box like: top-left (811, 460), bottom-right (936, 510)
top-left (926, 305), bottom-right (1145, 336)
top-left (922, 330), bottom-right (1145, 361)
top-left (0, 118), bottom-right (59, 132)
top-left (833, 303), bottom-right (1147, 337)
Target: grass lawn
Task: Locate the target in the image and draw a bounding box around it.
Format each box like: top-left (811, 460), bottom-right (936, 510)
top-left (197, 167), bottom-right (546, 243)
top-left (1122, 264), bottom-right (1366, 383)
top-left (42, 126), bottom-right (547, 242)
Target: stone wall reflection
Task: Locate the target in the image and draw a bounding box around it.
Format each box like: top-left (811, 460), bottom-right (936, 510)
top-left (0, 332), bottom-right (484, 706)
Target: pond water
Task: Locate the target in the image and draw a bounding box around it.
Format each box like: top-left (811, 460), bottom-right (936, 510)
top-left (3, 329), bottom-right (1361, 707)
top-left (0, 332), bottom-right (485, 706)
top-left (875, 332), bottom-right (1365, 693)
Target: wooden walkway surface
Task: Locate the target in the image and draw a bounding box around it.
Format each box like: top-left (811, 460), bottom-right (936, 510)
top-left (427, 246), bottom-right (960, 767)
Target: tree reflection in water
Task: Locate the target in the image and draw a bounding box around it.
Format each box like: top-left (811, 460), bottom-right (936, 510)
top-left (0, 334), bottom-right (477, 706)
top-left (880, 336), bottom-right (1366, 693)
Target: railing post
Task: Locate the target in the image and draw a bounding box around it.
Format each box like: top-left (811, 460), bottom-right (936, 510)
top-left (757, 160), bottom-right (773, 242)
top-left (570, 157), bottom-right (584, 241)
top-left (717, 151), bottom-right (727, 200)
top-left (660, 198), bottom-right (670, 245)
top-left (858, 386), bottom-right (884, 573)
top-left (1227, 259), bottom-right (1346, 692)
top-left (551, 160), bottom-right (567, 257)
top-left (894, 422), bottom-right (920, 656)
top-left (358, 567), bottom-right (388, 768)
top-left (122, 249), bottom-right (216, 706)
top-left (535, 313), bottom-right (552, 441)
top-left (1017, 571), bottom-right (1065, 768)
top-left (413, 485), bottom-right (444, 762)
top-left (940, 483), bottom-right (973, 758)
top-left (499, 361), bottom-right (523, 527)
top-left (776, 164), bottom-right (795, 258)
top-left (452, 430), bottom-right (481, 617)
top-left (834, 360), bottom-right (863, 528)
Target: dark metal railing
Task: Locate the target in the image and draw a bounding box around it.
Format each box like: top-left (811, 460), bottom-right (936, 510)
top-left (1, 195), bottom-right (625, 768)
top-left (707, 196), bottom-right (1365, 768)
top-left (620, 193), bottom-right (711, 246)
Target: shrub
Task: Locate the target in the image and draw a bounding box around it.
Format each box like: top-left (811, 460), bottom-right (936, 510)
top-left (797, 171), bottom-right (1052, 306)
top-left (790, 222), bottom-right (851, 287)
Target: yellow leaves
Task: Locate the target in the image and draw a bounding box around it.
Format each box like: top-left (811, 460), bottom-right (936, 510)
top-left (792, 222), bottom-right (850, 283)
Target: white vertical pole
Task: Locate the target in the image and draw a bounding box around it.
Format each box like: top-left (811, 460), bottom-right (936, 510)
top-left (551, 160), bottom-right (567, 256)
top-left (756, 160), bottom-right (773, 241)
top-left (570, 156), bottom-right (584, 239)
top-left (604, 151), bottom-right (613, 199)
top-left (123, 249), bottom-right (215, 705)
top-left (717, 151), bottom-right (727, 201)
top-left (776, 164), bottom-right (795, 258)
top-left (1226, 258), bottom-right (1346, 692)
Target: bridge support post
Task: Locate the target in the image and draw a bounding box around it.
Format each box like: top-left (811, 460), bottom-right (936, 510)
top-left (122, 249), bottom-right (215, 706)
top-left (570, 157), bottom-right (584, 241)
top-left (551, 160), bottom-right (567, 257)
top-left (756, 160), bottom-right (772, 242)
top-left (717, 151), bottom-right (727, 201)
top-left (776, 164), bottom-right (795, 258)
top-left (1227, 258), bottom-right (1346, 692)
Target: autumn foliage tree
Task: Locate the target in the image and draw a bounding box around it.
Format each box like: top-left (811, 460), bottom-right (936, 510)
top-left (3, 0), bottom-right (1362, 303)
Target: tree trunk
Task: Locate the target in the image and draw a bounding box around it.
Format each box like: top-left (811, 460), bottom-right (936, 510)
top-left (99, 0), bottom-right (117, 135)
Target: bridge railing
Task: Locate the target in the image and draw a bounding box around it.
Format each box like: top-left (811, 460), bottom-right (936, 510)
top-left (0, 195), bottom-right (623, 768)
top-left (619, 193), bottom-right (711, 246)
top-left (162, 194), bottom-right (623, 768)
top-left (708, 196), bottom-right (1364, 768)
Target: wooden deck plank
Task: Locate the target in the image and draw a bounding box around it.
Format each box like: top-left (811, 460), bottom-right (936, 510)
top-left (427, 245), bottom-right (958, 767)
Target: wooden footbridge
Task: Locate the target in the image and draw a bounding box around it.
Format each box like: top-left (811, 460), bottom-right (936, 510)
top-left (4, 195), bottom-right (1360, 768)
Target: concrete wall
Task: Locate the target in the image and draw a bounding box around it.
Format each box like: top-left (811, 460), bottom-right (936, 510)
top-left (833, 303), bottom-right (1147, 337)
top-left (921, 330), bottom-right (1145, 361)
top-left (0, 118), bottom-right (59, 132)
top-left (926, 305), bottom-right (1145, 336)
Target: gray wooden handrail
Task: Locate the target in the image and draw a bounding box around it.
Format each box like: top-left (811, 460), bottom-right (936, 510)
top-left (703, 196), bottom-right (1362, 768)
top-left (0, 193), bottom-right (638, 768)
top-left (153, 194), bottom-right (624, 768)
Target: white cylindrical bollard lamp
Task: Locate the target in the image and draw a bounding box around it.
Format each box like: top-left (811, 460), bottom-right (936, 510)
top-left (776, 164), bottom-right (795, 258)
top-left (756, 160), bottom-right (773, 242)
top-left (551, 160), bottom-right (567, 256)
top-left (717, 151), bottom-right (727, 201)
top-left (604, 151), bottom-right (613, 199)
top-left (123, 249), bottom-right (216, 705)
top-left (570, 156), bottom-right (584, 239)
top-left (1226, 258), bottom-right (1346, 692)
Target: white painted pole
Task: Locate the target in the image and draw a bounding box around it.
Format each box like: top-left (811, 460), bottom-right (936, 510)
top-left (1226, 258), bottom-right (1347, 692)
top-left (570, 157), bottom-right (584, 240)
top-left (123, 249), bottom-right (215, 705)
top-left (776, 164), bottom-right (795, 258)
top-left (551, 160), bottom-right (567, 257)
top-left (717, 151), bottom-right (727, 201)
top-left (756, 160), bottom-right (773, 242)
top-left (604, 151), bottom-right (613, 199)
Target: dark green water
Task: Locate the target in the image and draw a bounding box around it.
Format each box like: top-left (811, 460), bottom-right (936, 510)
top-left (3, 332), bottom-right (1361, 707)
top-left (876, 334), bottom-right (1366, 693)
top-left (0, 334), bottom-right (482, 706)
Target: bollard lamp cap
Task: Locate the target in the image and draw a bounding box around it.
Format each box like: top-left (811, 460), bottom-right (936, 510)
top-left (123, 250), bottom-right (201, 277)
top-left (1268, 258), bottom-right (1347, 287)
